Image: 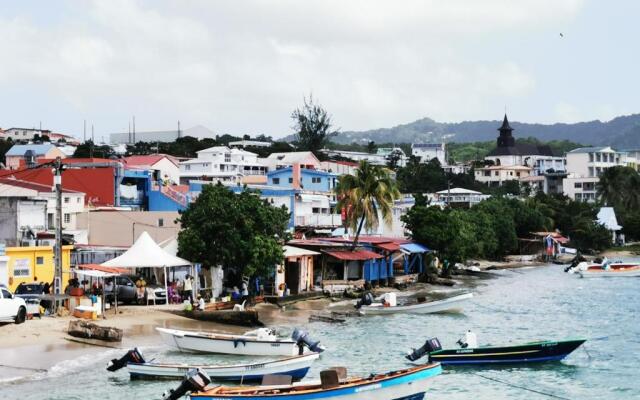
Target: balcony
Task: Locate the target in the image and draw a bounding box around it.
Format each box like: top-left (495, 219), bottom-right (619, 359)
top-left (295, 214), bottom-right (343, 227)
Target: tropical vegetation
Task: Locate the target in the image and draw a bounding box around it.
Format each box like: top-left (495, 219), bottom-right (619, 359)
top-left (335, 160), bottom-right (401, 248)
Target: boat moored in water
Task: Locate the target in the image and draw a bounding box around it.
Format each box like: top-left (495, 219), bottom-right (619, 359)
top-left (567, 261), bottom-right (640, 278)
top-left (106, 348), bottom-right (319, 381)
top-left (358, 292), bottom-right (473, 315)
top-left (163, 363), bottom-right (443, 400)
top-left (156, 327), bottom-right (325, 356)
top-left (407, 337), bottom-right (586, 365)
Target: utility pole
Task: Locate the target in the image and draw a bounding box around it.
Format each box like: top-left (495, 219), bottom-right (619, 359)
top-left (53, 157), bottom-right (64, 301)
top-left (90, 125), bottom-right (94, 158)
top-left (83, 120), bottom-right (87, 142)
top-left (133, 116), bottom-right (136, 143)
top-left (177, 120), bottom-right (181, 139)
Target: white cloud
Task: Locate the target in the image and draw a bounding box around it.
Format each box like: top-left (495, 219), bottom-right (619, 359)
top-left (0, 0), bottom-right (587, 137)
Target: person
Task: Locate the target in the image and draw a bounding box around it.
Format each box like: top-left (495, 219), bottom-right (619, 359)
top-left (241, 279), bottom-right (249, 304)
top-left (601, 256), bottom-right (611, 270)
top-left (183, 274), bottom-right (194, 303)
top-left (135, 276), bottom-right (146, 302)
top-left (197, 295), bottom-right (205, 311)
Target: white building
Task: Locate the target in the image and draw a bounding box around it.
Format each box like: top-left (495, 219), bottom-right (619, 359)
top-left (1, 128), bottom-right (53, 141)
top-left (412, 143), bottom-right (447, 165)
top-left (434, 188), bottom-right (490, 208)
top-left (320, 147), bottom-right (407, 167)
top-left (474, 165), bottom-right (533, 187)
top-left (563, 147), bottom-right (625, 202)
top-left (124, 154), bottom-right (181, 185)
top-left (109, 125), bottom-right (215, 144)
top-left (0, 178), bottom-right (86, 236)
top-left (0, 197), bottom-right (47, 246)
top-left (179, 146), bottom-right (267, 185)
top-left (229, 140), bottom-right (273, 148)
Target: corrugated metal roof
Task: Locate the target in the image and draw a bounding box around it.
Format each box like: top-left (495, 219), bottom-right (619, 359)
top-left (400, 243), bottom-right (430, 253)
top-left (323, 249), bottom-right (384, 261)
top-left (376, 242), bottom-right (400, 252)
top-left (5, 143), bottom-right (56, 156)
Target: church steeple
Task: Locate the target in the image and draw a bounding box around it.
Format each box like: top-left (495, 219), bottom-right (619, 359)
top-left (497, 114), bottom-right (515, 148)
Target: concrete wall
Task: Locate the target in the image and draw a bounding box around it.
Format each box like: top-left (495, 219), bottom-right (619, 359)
top-left (77, 210), bottom-right (181, 247)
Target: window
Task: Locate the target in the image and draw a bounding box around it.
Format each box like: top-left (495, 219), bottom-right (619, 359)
top-left (484, 171), bottom-right (490, 177)
top-left (516, 172), bottom-right (521, 177)
top-left (589, 153), bottom-right (594, 162)
top-left (225, 153), bottom-right (231, 162)
top-left (76, 198), bottom-right (80, 203)
top-left (312, 177), bottom-right (321, 183)
top-left (574, 182), bottom-right (582, 188)
top-left (588, 167), bottom-right (594, 177)
top-left (312, 207), bottom-right (320, 213)
top-left (272, 178), bottom-right (280, 184)
top-left (64, 213), bottom-right (70, 224)
top-left (1, 289), bottom-right (10, 299)
top-left (596, 153), bottom-right (601, 162)
top-left (158, 218), bottom-right (164, 227)
top-left (36, 256), bottom-right (44, 265)
top-left (288, 178), bottom-right (293, 184)
top-left (575, 193), bottom-right (583, 201)
top-left (494, 171), bottom-right (499, 176)
top-left (185, 165), bottom-right (191, 171)
top-left (64, 197), bottom-right (70, 203)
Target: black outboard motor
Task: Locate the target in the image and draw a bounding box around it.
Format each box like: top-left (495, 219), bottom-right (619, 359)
top-left (162, 368), bottom-right (211, 400)
top-left (355, 292), bottom-right (374, 309)
top-left (291, 328), bottom-right (325, 354)
top-left (406, 338), bottom-right (442, 362)
top-left (107, 348), bottom-right (145, 372)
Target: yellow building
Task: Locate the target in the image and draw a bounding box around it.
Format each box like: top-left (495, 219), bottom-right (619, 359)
top-left (4, 246), bottom-right (72, 292)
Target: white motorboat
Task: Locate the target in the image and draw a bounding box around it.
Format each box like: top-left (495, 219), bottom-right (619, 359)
top-left (358, 292), bottom-right (473, 315)
top-left (156, 327), bottom-right (323, 356)
top-left (107, 348), bottom-right (319, 381)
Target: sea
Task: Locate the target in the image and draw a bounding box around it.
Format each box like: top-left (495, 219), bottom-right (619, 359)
top-left (1, 262), bottom-right (638, 399)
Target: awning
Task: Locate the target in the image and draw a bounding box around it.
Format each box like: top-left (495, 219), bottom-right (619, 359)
top-left (284, 245), bottom-right (320, 258)
top-left (324, 249), bottom-right (384, 261)
top-left (78, 264), bottom-right (129, 275)
top-left (72, 269), bottom-right (120, 278)
top-left (400, 243), bottom-right (430, 254)
top-left (376, 242), bottom-right (401, 252)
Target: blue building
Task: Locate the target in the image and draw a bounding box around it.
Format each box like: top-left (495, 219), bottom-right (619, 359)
top-left (267, 167), bottom-right (337, 192)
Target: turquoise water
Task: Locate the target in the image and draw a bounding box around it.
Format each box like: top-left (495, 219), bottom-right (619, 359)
top-left (2, 263), bottom-right (639, 399)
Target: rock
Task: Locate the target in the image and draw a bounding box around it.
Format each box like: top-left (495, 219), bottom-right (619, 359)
top-left (67, 320), bottom-right (123, 342)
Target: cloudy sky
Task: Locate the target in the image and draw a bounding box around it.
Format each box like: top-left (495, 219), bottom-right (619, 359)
top-left (0, 0), bottom-right (637, 140)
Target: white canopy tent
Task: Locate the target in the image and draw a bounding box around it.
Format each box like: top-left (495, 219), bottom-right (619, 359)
top-left (101, 231), bottom-right (191, 307)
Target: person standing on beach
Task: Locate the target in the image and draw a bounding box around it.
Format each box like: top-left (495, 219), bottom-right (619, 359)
top-left (183, 275), bottom-right (194, 303)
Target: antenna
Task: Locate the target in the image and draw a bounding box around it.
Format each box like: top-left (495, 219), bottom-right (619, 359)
top-left (133, 116), bottom-right (136, 143)
top-left (128, 121), bottom-right (131, 144)
top-left (83, 120), bottom-right (87, 142)
top-left (178, 120), bottom-right (181, 139)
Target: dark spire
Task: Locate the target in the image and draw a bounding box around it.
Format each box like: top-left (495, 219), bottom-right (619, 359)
top-left (496, 114), bottom-right (515, 147)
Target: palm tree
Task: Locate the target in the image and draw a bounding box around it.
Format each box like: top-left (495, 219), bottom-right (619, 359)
top-left (597, 166), bottom-right (640, 210)
top-left (335, 160), bottom-right (401, 249)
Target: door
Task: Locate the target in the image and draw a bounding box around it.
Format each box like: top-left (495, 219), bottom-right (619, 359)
top-left (285, 261), bottom-right (300, 295)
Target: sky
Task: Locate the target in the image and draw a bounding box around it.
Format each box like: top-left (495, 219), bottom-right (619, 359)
top-left (0, 0), bottom-right (638, 141)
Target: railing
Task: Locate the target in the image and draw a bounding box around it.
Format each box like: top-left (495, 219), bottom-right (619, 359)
top-left (295, 214), bottom-right (342, 227)
top-left (161, 185), bottom-right (188, 207)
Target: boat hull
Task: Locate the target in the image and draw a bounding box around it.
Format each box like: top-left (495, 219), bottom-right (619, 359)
top-left (127, 353), bottom-right (319, 381)
top-left (157, 328), bottom-right (299, 356)
top-left (190, 363), bottom-right (442, 400)
top-left (360, 293), bottom-right (473, 315)
top-left (429, 339), bottom-right (586, 365)
top-left (579, 264), bottom-right (640, 278)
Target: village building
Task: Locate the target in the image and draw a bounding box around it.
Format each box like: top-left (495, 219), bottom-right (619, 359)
top-left (262, 151), bottom-right (321, 170)
top-left (562, 146), bottom-right (625, 202)
top-left (434, 187), bottom-right (490, 208)
top-left (179, 146), bottom-right (267, 185)
top-left (4, 143), bottom-right (67, 170)
top-left (411, 143), bottom-right (447, 165)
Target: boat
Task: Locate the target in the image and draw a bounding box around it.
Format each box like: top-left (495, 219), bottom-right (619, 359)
top-left (573, 262), bottom-right (640, 278)
top-left (166, 309), bottom-right (264, 327)
top-left (164, 363), bottom-right (442, 400)
top-left (156, 327), bottom-right (324, 356)
top-left (406, 337), bottom-right (586, 365)
top-left (358, 292), bottom-right (473, 315)
top-left (106, 348), bottom-right (319, 381)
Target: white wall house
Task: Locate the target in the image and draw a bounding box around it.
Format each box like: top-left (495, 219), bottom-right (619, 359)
top-left (563, 147), bottom-right (625, 202)
top-left (179, 146), bottom-right (266, 185)
top-left (412, 143), bottom-right (447, 165)
top-left (124, 154), bottom-right (181, 185)
top-left (263, 151), bottom-right (322, 171)
top-left (474, 165), bottom-right (532, 187)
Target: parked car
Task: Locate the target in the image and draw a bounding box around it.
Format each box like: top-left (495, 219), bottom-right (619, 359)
top-left (105, 275), bottom-right (166, 305)
top-left (14, 282), bottom-right (50, 315)
top-left (0, 285), bottom-right (27, 324)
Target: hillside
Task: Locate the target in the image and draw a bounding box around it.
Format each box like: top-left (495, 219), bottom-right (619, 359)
top-left (331, 114), bottom-right (640, 149)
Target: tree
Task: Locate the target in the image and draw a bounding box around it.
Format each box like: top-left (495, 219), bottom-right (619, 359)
top-left (177, 184), bottom-right (290, 283)
top-left (73, 140), bottom-right (115, 158)
top-left (335, 160), bottom-right (400, 249)
top-left (367, 141), bottom-right (377, 154)
top-left (291, 95), bottom-right (337, 154)
top-left (385, 149), bottom-right (404, 170)
top-left (597, 166), bottom-right (640, 210)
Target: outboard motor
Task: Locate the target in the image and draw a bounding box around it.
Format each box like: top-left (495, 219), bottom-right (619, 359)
top-left (162, 368), bottom-right (211, 400)
top-left (107, 348), bottom-right (145, 372)
top-left (355, 292), bottom-right (374, 309)
top-left (406, 338), bottom-right (442, 362)
top-left (291, 328), bottom-right (325, 354)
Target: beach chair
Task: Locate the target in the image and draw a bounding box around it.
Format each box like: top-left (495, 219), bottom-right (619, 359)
top-left (146, 288), bottom-right (156, 305)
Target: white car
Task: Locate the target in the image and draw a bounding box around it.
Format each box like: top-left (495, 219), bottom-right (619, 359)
top-left (0, 285), bottom-right (27, 324)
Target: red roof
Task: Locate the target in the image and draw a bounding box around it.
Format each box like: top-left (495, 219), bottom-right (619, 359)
top-left (376, 242), bottom-right (401, 252)
top-left (323, 249), bottom-right (384, 261)
top-left (0, 178), bottom-right (83, 194)
top-left (323, 236), bottom-right (410, 245)
top-left (124, 154), bottom-right (178, 167)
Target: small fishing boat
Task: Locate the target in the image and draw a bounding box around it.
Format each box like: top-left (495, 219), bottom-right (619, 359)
top-left (358, 292), bottom-right (473, 315)
top-left (156, 327), bottom-right (324, 356)
top-left (163, 363), bottom-right (442, 400)
top-left (166, 309), bottom-right (264, 327)
top-left (573, 262), bottom-right (640, 278)
top-left (406, 337), bottom-right (586, 365)
top-left (106, 348), bottom-right (319, 381)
